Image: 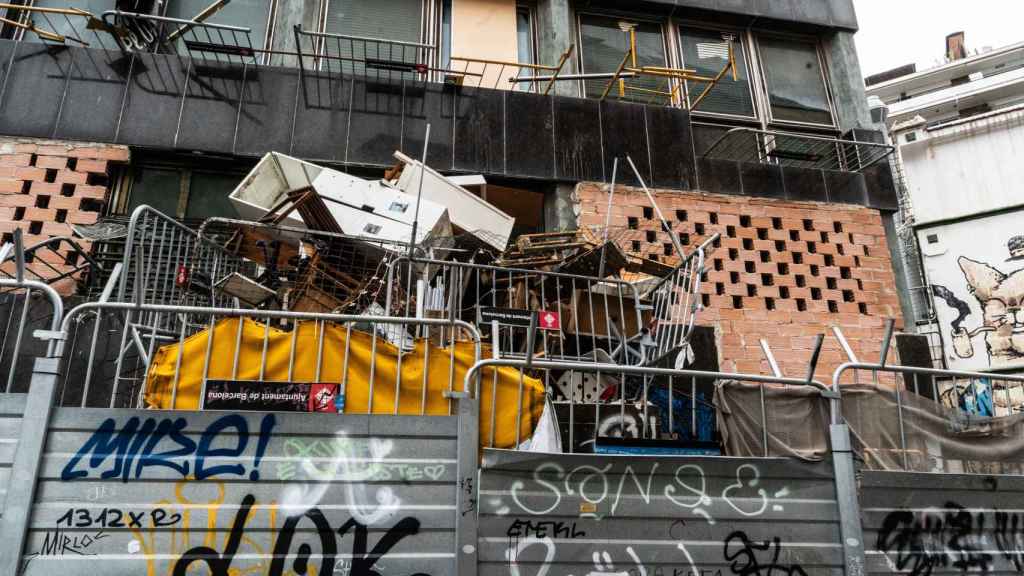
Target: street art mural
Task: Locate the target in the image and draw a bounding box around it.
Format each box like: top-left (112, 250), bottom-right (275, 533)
top-left (19, 410), bottom-right (457, 575)
top-left (918, 213), bottom-right (1024, 375)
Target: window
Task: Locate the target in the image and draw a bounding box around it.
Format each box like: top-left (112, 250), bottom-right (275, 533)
top-left (756, 37), bottom-right (833, 125)
top-left (578, 14), bottom-right (668, 102)
top-left (123, 166), bottom-right (241, 219)
top-left (515, 5), bottom-right (537, 90)
top-left (323, 0), bottom-right (423, 76)
top-left (165, 0), bottom-right (274, 54)
top-left (678, 27), bottom-right (754, 117)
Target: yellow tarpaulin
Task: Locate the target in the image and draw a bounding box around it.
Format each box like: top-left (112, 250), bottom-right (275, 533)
top-left (145, 317), bottom-right (544, 449)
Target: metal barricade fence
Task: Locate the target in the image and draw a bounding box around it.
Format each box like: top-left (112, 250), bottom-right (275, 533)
top-left (463, 357), bottom-right (836, 455)
top-left (642, 234), bottom-right (715, 366)
top-left (832, 361), bottom-right (1024, 471)
top-left (57, 300), bottom-right (482, 412)
top-left (384, 256), bottom-right (647, 366)
top-left (0, 234), bottom-right (64, 392)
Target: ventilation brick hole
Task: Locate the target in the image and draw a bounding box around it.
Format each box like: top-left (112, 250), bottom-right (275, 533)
top-left (807, 242), bottom-right (817, 254)
top-left (824, 254), bottom-right (834, 267)
top-left (728, 248), bottom-right (739, 260)
top-left (19, 180), bottom-right (30, 194)
top-left (765, 297), bottom-right (776, 311)
top-left (789, 230), bottom-right (800, 241)
top-left (28, 221), bottom-right (42, 234)
top-left (761, 273), bottom-right (774, 286)
top-left (61, 183), bottom-right (75, 197)
top-left (628, 217), bottom-right (638, 230)
top-left (86, 173), bottom-right (108, 187)
top-left (713, 259), bottom-right (723, 271)
top-left (795, 275), bottom-right (806, 288)
top-left (774, 240), bottom-right (786, 252)
top-left (648, 253), bottom-right (660, 262)
top-left (811, 287), bottom-right (822, 300)
top-left (819, 231), bottom-right (829, 243)
top-left (772, 217), bottom-right (783, 230)
top-left (793, 252), bottom-right (803, 264)
top-left (701, 271), bottom-right (709, 282)
top-left (695, 223), bottom-right (705, 235)
top-left (0, 232), bottom-right (11, 245)
top-left (744, 261), bottom-right (755, 273)
top-left (858, 302), bottom-right (868, 315)
top-left (709, 212), bottom-right (719, 225)
top-left (779, 286), bottom-right (791, 299)
top-left (66, 157), bottom-right (77, 171)
top-left (856, 279), bottom-right (863, 290)
top-left (730, 271), bottom-right (740, 283)
top-left (35, 195), bottom-right (50, 208)
top-left (56, 209), bottom-right (67, 223)
top-left (732, 296), bottom-right (744, 309)
top-left (23, 252), bottom-right (34, 263)
top-left (739, 215), bottom-right (751, 227)
top-left (713, 237), bottom-right (721, 248)
top-left (632, 240), bottom-right (641, 252)
top-left (777, 262), bottom-right (789, 275)
top-left (29, 153), bottom-right (37, 166)
top-left (716, 283), bottom-right (725, 295)
top-left (757, 228), bottom-right (768, 240)
top-left (853, 256), bottom-right (861, 267)
top-left (864, 246), bottom-right (871, 257)
top-left (796, 298), bottom-right (807, 311)
top-left (810, 265), bottom-right (820, 277)
top-left (802, 219), bottom-right (813, 231)
top-left (834, 222), bottom-right (843, 233)
top-left (646, 230), bottom-right (657, 243)
top-left (826, 277), bottom-right (837, 290)
top-left (747, 284), bottom-right (757, 297)
top-left (842, 290), bottom-right (855, 303)
top-left (44, 169), bottom-right (57, 183)
top-left (828, 301), bottom-right (839, 313)
top-left (727, 225), bottom-right (736, 238)
top-left (80, 198), bottom-right (103, 212)
top-left (663, 243), bottom-right (673, 256)
top-left (13, 206), bottom-right (25, 221)
top-left (742, 238), bottom-right (753, 250)
top-left (701, 294), bottom-right (710, 307)
top-left (848, 233), bottom-right (855, 243)
top-left (837, 244), bottom-right (845, 255)
top-left (679, 232), bottom-right (690, 245)
top-left (759, 250), bottom-right (770, 263)
top-left (642, 206), bottom-right (654, 220)
top-left (840, 267), bottom-right (852, 279)
top-left (676, 210), bottom-right (687, 222)
top-left (64, 251), bottom-right (79, 266)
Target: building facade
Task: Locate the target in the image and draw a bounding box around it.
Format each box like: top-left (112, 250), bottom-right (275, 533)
top-left (867, 39), bottom-right (1024, 373)
top-left (0, 0), bottom-right (900, 380)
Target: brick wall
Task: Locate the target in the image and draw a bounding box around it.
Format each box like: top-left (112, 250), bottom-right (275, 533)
top-left (576, 182), bottom-right (903, 384)
top-left (0, 138), bottom-right (128, 295)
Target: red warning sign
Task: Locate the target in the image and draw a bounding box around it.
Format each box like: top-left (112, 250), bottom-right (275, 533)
top-left (175, 265), bottom-right (189, 287)
top-left (537, 310), bottom-right (561, 331)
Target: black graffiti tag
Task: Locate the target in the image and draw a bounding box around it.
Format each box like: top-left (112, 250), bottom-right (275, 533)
top-left (171, 494), bottom-right (428, 576)
top-left (876, 502), bottom-right (994, 576)
top-left (724, 531), bottom-right (807, 576)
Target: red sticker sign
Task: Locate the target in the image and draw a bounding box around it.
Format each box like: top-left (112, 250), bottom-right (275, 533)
top-left (537, 310), bottom-right (561, 331)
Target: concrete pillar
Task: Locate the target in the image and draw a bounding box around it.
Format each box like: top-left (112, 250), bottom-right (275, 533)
top-left (269, 0), bottom-right (321, 67)
top-left (535, 0), bottom-right (578, 97)
top-left (544, 183), bottom-right (579, 231)
top-left (822, 30), bottom-right (874, 132)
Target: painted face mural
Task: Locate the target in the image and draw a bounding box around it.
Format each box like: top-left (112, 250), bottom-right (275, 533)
top-left (950, 256), bottom-right (1024, 366)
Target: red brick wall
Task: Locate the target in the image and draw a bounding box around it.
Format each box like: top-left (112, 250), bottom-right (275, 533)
top-left (0, 138), bottom-right (128, 294)
top-left (576, 182), bottom-right (903, 384)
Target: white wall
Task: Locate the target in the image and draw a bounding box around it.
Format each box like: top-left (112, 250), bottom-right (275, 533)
top-left (899, 107), bottom-right (1024, 224)
top-left (917, 209), bottom-right (1024, 372)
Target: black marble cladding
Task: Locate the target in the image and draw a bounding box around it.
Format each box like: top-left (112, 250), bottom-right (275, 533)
top-left (0, 39), bottom-right (894, 212)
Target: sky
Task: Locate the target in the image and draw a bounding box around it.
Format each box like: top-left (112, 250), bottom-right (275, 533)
top-left (854, 0), bottom-right (1024, 78)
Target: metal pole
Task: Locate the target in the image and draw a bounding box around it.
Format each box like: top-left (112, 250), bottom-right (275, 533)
top-left (409, 122), bottom-right (431, 258)
top-left (597, 158), bottom-right (618, 280)
top-left (626, 155), bottom-right (685, 258)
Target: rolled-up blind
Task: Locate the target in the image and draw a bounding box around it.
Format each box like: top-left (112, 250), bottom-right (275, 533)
top-left (323, 0), bottom-right (423, 77)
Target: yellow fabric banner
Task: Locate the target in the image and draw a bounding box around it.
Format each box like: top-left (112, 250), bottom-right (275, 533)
top-left (144, 317), bottom-right (545, 449)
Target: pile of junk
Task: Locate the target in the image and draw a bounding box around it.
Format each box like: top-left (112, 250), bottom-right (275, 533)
top-left (83, 148), bottom-right (719, 454)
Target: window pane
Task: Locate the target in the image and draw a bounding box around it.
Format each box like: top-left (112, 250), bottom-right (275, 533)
top-left (579, 15), bottom-right (668, 103)
top-left (128, 168), bottom-right (182, 217)
top-left (165, 0), bottom-right (271, 53)
top-left (758, 37), bottom-right (832, 125)
top-left (11, 0), bottom-right (114, 43)
top-left (679, 28), bottom-right (753, 117)
top-left (516, 9), bottom-right (534, 64)
top-left (186, 172), bottom-right (242, 219)
top-left (324, 0), bottom-right (423, 78)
